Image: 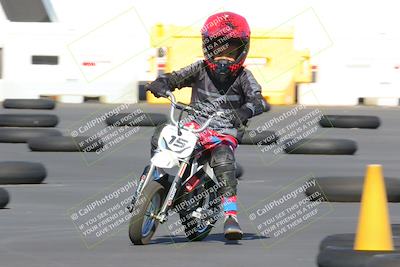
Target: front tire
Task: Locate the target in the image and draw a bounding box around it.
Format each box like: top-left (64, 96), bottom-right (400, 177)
top-left (128, 181), bottom-right (165, 245)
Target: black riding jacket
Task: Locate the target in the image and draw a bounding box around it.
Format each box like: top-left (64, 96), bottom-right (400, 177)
top-left (161, 60), bottom-right (270, 139)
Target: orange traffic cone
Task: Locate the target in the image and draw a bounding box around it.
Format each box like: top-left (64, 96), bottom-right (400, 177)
top-left (354, 164), bottom-right (394, 251)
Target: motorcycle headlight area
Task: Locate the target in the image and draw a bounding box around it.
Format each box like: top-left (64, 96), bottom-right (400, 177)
top-left (151, 150), bottom-right (180, 168)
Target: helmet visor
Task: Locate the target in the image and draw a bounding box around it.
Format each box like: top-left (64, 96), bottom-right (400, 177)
top-left (204, 38), bottom-right (245, 61)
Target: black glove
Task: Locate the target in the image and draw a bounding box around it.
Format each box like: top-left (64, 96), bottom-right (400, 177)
top-left (233, 107), bottom-right (253, 127)
top-left (146, 77), bottom-right (170, 98)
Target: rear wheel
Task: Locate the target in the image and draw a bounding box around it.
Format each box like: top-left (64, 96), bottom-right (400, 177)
top-left (128, 181), bottom-right (165, 245)
top-left (178, 181), bottom-right (222, 241)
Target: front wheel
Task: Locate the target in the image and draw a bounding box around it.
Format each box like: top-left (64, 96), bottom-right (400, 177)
top-left (128, 181), bottom-right (165, 245)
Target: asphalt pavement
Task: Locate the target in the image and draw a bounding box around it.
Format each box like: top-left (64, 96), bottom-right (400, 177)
top-left (0, 103), bottom-right (399, 267)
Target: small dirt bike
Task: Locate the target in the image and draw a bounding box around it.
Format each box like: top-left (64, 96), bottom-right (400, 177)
top-left (127, 92), bottom-right (232, 245)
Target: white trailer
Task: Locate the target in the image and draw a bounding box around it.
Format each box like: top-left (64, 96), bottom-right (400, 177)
top-left (0, 0), bottom-right (149, 103)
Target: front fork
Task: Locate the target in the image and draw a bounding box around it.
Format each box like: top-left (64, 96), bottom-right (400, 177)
top-left (126, 164), bottom-right (155, 213)
top-left (156, 161), bottom-right (188, 223)
top-left (127, 161), bottom-right (189, 224)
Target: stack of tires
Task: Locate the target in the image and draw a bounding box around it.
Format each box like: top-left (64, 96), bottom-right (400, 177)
top-left (284, 115), bottom-right (380, 155)
top-left (317, 225), bottom-right (400, 267)
top-left (298, 114), bottom-right (399, 267)
top-left (290, 115), bottom-right (384, 202)
top-left (0, 187), bottom-right (10, 209)
top-left (105, 112), bottom-right (168, 127)
top-left (0, 99), bottom-right (61, 143)
top-left (305, 176), bottom-right (400, 202)
top-left (0, 99), bottom-right (55, 209)
top-left (0, 99), bottom-right (102, 152)
top-left (28, 135), bottom-right (104, 152)
top-left (240, 129), bottom-right (279, 146)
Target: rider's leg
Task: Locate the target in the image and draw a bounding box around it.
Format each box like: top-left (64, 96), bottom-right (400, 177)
top-left (210, 143), bottom-right (242, 240)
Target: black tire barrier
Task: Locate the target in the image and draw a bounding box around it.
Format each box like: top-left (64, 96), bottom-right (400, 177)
top-left (2, 99), bottom-right (56, 110)
top-left (240, 130), bottom-right (278, 145)
top-left (0, 188), bottom-right (10, 208)
top-left (0, 128), bottom-right (62, 143)
top-left (305, 177), bottom-right (400, 202)
top-left (366, 254), bottom-right (400, 267)
top-left (28, 136), bottom-right (103, 152)
top-left (394, 224), bottom-right (400, 234)
top-left (105, 113), bottom-right (167, 127)
top-left (319, 115), bottom-right (381, 129)
top-left (284, 138), bottom-right (357, 155)
top-left (236, 163), bottom-right (244, 179)
top-left (317, 246), bottom-right (396, 267)
top-left (0, 114), bottom-right (59, 127)
top-left (0, 162), bottom-right (47, 184)
top-left (320, 232), bottom-right (400, 251)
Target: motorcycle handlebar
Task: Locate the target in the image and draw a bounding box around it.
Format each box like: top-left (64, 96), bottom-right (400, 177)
top-left (166, 91), bottom-right (218, 133)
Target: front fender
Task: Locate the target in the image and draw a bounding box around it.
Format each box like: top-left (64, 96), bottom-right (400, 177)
top-left (151, 150), bottom-right (179, 169)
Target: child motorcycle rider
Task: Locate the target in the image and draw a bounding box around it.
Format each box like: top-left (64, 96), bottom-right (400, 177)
top-left (146, 12), bottom-right (270, 240)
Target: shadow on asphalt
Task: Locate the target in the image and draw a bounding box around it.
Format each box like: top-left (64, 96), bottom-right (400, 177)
top-left (150, 232), bottom-right (268, 245)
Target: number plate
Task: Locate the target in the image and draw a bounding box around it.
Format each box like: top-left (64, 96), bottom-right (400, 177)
top-left (158, 125), bottom-right (198, 158)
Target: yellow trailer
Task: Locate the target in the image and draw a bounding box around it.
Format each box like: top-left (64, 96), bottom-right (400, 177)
top-left (147, 24), bottom-right (312, 105)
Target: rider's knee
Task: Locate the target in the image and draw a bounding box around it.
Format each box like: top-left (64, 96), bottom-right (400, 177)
top-left (210, 144), bottom-right (236, 175)
top-left (209, 144), bottom-right (238, 196)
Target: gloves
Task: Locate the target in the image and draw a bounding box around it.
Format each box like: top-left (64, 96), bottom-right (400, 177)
top-left (233, 107), bottom-right (253, 127)
top-left (146, 77), bottom-right (171, 98)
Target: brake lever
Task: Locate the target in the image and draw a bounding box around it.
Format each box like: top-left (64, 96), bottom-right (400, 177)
top-left (172, 102), bottom-right (184, 110)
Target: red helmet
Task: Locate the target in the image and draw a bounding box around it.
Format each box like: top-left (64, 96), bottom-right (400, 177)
top-left (201, 12), bottom-right (250, 84)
